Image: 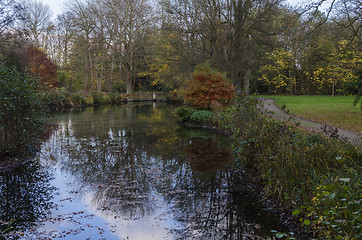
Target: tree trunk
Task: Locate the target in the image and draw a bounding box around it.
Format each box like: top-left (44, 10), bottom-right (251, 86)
top-left (332, 82), bottom-right (335, 96)
top-left (126, 70), bottom-right (132, 94)
top-left (243, 68), bottom-right (251, 95)
top-left (84, 54), bottom-right (89, 90)
top-left (88, 49), bottom-right (93, 90)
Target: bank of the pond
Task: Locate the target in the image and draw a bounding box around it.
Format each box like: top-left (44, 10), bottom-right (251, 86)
top-left (174, 107), bottom-right (310, 239)
top-left (221, 96), bottom-right (361, 240)
top-left (175, 97), bottom-right (361, 240)
top-left (39, 89), bottom-right (173, 110)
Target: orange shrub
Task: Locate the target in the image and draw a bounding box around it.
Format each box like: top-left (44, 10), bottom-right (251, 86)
top-left (185, 65), bottom-right (235, 109)
top-left (26, 45), bottom-right (58, 89)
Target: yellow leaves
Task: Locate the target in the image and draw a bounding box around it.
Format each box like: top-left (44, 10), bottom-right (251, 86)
top-left (151, 79), bottom-right (160, 86)
top-left (258, 48), bottom-right (297, 94)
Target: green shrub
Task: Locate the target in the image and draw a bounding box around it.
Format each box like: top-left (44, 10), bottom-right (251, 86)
top-left (190, 110), bottom-right (214, 124)
top-left (0, 64), bottom-right (45, 156)
top-left (112, 81), bottom-right (126, 93)
top-left (83, 93), bottom-right (94, 105)
top-left (39, 89), bottom-right (72, 108)
top-left (167, 88), bottom-right (185, 103)
top-left (92, 92), bottom-right (113, 105)
top-left (173, 106), bottom-right (197, 122)
top-left (109, 93), bottom-right (125, 105)
top-left (220, 94), bottom-right (361, 239)
top-left (69, 92), bottom-right (84, 106)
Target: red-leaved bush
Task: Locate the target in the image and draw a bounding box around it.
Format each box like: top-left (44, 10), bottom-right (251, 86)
top-left (185, 65), bottom-right (235, 109)
top-left (26, 45), bottom-right (58, 89)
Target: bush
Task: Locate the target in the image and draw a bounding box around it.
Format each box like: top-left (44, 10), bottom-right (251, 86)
top-left (173, 106), bottom-right (197, 123)
top-left (220, 94), bottom-right (361, 239)
top-left (167, 88), bottom-right (185, 103)
top-left (83, 93), bottom-right (94, 105)
top-left (92, 91), bottom-right (113, 105)
top-left (39, 89), bottom-right (72, 108)
top-left (0, 64), bottom-right (45, 156)
top-left (185, 64), bottom-right (235, 109)
top-left (57, 70), bottom-right (82, 91)
top-left (69, 92), bottom-right (84, 106)
top-left (112, 81), bottom-right (126, 93)
top-left (190, 110), bottom-right (214, 124)
top-left (109, 93), bottom-right (125, 105)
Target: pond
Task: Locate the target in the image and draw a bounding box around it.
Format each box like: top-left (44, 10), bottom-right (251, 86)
top-left (0, 103), bottom-right (286, 240)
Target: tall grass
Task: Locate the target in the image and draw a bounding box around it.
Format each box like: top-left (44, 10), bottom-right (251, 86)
top-left (220, 95), bottom-right (361, 239)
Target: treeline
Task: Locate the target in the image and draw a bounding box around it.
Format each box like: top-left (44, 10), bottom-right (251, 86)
top-left (0, 0), bottom-right (361, 96)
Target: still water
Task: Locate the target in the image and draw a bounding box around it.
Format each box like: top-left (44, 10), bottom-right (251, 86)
top-left (0, 103), bottom-right (285, 240)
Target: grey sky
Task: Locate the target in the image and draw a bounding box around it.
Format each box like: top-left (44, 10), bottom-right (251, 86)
top-left (38, 0), bottom-right (328, 19)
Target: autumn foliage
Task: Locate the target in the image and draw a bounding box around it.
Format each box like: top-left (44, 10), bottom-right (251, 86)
top-left (184, 65), bottom-right (235, 109)
top-left (26, 45), bottom-right (58, 89)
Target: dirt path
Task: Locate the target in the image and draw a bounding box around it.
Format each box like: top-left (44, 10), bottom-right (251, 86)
top-left (260, 98), bottom-right (361, 146)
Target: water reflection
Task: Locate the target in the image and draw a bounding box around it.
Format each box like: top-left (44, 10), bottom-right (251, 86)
top-left (0, 160), bottom-right (55, 232)
top-left (10, 104), bottom-right (285, 239)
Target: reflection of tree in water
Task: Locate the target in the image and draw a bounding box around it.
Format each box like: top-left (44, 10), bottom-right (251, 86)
top-left (184, 138), bottom-right (232, 172)
top-left (42, 105), bottom-right (178, 220)
top-left (149, 130), bottom-right (285, 239)
top-left (152, 163), bottom-right (285, 239)
top-left (0, 160), bottom-right (55, 231)
top-left (41, 104), bottom-right (284, 239)
top-left (43, 128), bottom-right (154, 220)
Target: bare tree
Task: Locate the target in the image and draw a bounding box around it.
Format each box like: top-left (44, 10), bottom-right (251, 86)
top-left (0, 0), bottom-right (23, 34)
top-left (164, 0), bottom-right (280, 93)
top-left (66, 0), bottom-right (96, 90)
top-left (20, 0), bottom-right (53, 46)
top-left (333, 0), bottom-right (361, 42)
top-left (56, 11), bottom-right (76, 70)
top-left (296, 0), bottom-right (361, 43)
top-left (94, 0), bottom-right (153, 94)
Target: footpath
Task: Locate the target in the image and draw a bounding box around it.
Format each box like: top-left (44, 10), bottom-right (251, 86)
top-left (260, 98), bottom-right (361, 146)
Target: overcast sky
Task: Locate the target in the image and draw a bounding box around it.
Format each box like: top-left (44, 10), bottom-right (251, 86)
top-left (38, 0), bottom-right (315, 19)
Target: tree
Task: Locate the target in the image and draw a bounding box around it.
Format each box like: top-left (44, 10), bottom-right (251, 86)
top-left (303, 31), bottom-right (337, 94)
top-left (258, 48), bottom-right (297, 94)
top-left (185, 65), bottom-right (235, 109)
top-left (112, 0), bottom-right (153, 94)
top-left (65, 0), bottom-right (96, 91)
top-left (0, 32), bottom-right (29, 70)
top-left (0, 0), bottom-right (23, 34)
top-left (68, 35), bottom-right (89, 91)
top-left (20, 0), bottom-right (53, 46)
top-left (140, 30), bottom-right (184, 91)
top-left (26, 45), bottom-right (58, 89)
top-left (303, 36), bottom-right (360, 95)
top-left (163, 0), bottom-right (281, 94)
top-left (325, 40), bottom-right (361, 96)
top-left (228, 0), bottom-right (281, 94)
top-left (56, 11), bottom-right (76, 70)
top-left (0, 64), bottom-right (45, 156)
top-left (300, 0), bottom-right (361, 43)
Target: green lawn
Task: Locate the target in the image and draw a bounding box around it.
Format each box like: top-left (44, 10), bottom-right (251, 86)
top-left (262, 95), bottom-right (362, 132)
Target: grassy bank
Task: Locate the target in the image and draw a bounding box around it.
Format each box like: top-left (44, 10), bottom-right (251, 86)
top-left (263, 95), bottom-right (362, 132)
top-left (38, 89), bottom-right (172, 109)
top-left (38, 90), bottom-right (126, 109)
top-left (220, 95), bottom-right (361, 239)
